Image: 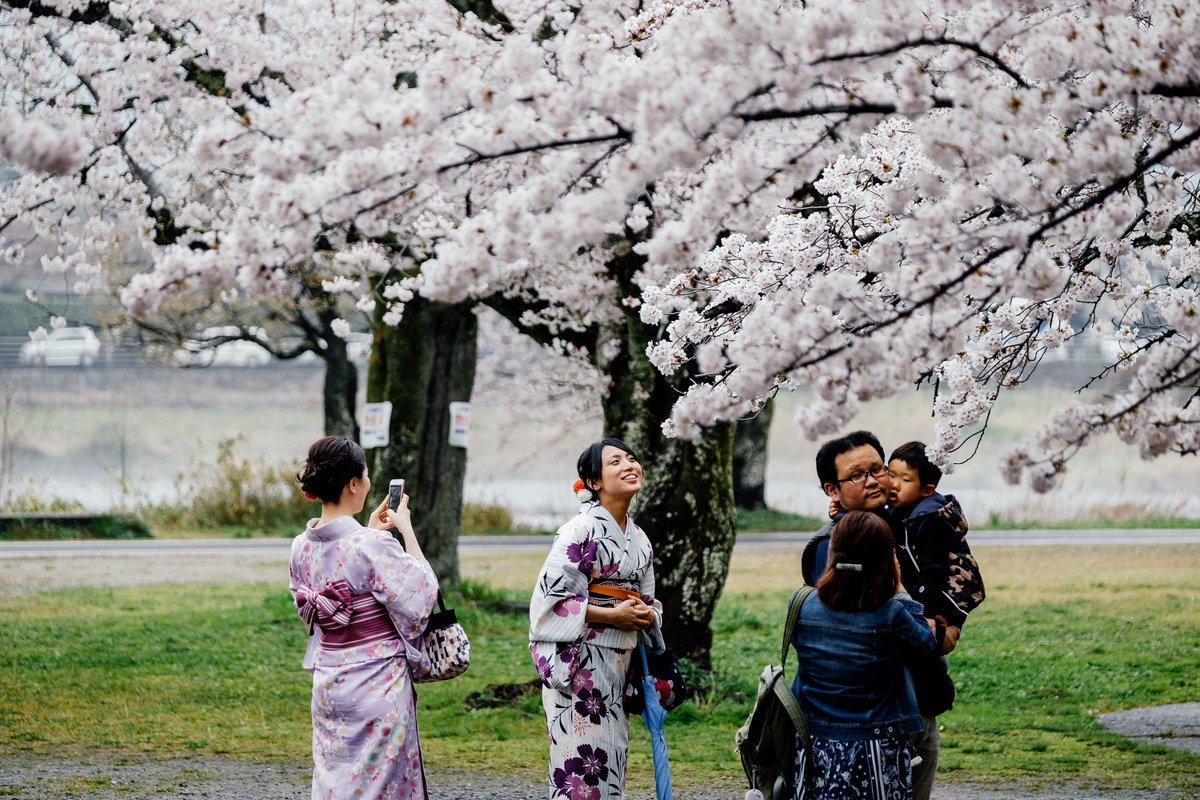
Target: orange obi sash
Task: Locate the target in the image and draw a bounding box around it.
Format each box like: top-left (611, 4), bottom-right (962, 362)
top-left (587, 581), bottom-right (641, 604)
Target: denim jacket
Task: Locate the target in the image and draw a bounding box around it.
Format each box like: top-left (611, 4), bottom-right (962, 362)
top-left (790, 589), bottom-right (936, 740)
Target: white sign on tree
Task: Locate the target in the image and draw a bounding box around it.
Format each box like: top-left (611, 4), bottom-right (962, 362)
top-left (448, 402), bottom-right (470, 449)
top-left (361, 402), bottom-right (393, 449)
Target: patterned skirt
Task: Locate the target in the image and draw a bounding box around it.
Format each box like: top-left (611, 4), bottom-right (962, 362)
top-left (310, 657), bottom-right (425, 800)
top-left (541, 642), bottom-right (633, 800)
top-left (791, 733), bottom-right (915, 800)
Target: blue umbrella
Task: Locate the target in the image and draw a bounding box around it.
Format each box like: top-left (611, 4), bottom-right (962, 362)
top-left (636, 639), bottom-right (673, 800)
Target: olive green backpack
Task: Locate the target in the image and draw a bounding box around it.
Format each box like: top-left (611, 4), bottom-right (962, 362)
top-left (734, 585), bottom-right (815, 800)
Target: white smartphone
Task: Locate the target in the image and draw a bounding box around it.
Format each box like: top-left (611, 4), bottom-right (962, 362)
top-left (387, 478), bottom-right (405, 511)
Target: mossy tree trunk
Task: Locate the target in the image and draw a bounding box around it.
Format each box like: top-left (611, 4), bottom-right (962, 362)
top-left (366, 296), bottom-right (476, 588)
top-left (599, 252), bottom-right (736, 669)
top-left (316, 305), bottom-right (360, 441)
top-left (489, 241), bottom-right (739, 670)
top-left (732, 398), bottom-right (774, 510)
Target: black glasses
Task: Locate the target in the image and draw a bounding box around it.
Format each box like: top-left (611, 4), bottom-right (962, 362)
top-left (836, 465), bottom-right (888, 485)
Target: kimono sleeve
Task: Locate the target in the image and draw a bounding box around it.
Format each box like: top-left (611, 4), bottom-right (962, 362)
top-left (364, 531), bottom-right (439, 639)
top-left (529, 516), bottom-right (594, 643)
top-left (637, 541), bottom-right (666, 649)
top-left (529, 516), bottom-right (595, 691)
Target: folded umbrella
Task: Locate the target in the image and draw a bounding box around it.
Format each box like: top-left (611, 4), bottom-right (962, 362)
top-left (637, 640), bottom-right (673, 800)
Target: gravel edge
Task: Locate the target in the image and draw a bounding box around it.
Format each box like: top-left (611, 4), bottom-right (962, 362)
top-left (0, 753), bottom-right (1192, 800)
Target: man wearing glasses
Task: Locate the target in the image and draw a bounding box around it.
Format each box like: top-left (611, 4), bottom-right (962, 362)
top-left (800, 430), bottom-right (945, 800)
top-left (801, 430), bottom-right (892, 581)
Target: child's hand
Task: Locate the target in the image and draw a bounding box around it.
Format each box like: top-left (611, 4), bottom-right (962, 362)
top-left (827, 498), bottom-right (843, 519)
top-left (935, 615), bottom-right (960, 655)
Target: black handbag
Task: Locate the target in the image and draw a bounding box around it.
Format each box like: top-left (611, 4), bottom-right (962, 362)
top-left (911, 652), bottom-right (955, 717)
top-left (623, 634), bottom-right (691, 713)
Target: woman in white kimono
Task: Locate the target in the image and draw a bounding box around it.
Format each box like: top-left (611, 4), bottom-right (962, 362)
top-left (529, 438), bottom-right (663, 800)
top-left (289, 435), bottom-right (440, 800)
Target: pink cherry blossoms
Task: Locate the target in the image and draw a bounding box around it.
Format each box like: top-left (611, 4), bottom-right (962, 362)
top-left (4, 0), bottom-right (1200, 491)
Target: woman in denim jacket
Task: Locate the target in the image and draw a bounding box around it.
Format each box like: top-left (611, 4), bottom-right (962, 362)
top-left (791, 511), bottom-right (937, 800)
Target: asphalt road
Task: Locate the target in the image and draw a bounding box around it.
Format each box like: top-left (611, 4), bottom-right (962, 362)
top-left (2, 528), bottom-right (1200, 559)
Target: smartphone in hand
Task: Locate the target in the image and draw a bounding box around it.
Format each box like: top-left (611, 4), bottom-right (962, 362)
top-left (387, 479), bottom-right (405, 511)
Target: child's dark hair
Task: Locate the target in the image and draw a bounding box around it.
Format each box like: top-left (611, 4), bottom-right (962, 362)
top-left (297, 436), bottom-right (367, 503)
top-left (888, 440), bottom-right (941, 489)
top-left (816, 511), bottom-right (900, 612)
top-left (576, 438), bottom-right (639, 500)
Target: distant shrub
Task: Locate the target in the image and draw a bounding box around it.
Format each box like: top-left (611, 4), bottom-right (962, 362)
top-left (1, 478), bottom-right (85, 513)
top-left (145, 436), bottom-right (315, 534)
top-left (460, 502), bottom-right (515, 534)
top-left (0, 513), bottom-right (151, 540)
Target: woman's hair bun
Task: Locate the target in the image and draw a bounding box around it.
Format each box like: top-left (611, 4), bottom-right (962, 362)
top-left (297, 436), bottom-right (367, 504)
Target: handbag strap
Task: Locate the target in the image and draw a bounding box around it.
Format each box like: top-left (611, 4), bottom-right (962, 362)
top-left (780, 585), bottom-right (815, 752)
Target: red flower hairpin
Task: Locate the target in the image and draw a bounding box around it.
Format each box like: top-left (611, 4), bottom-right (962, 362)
top-left (572, 479), bottom-right (585, 494)
top-left (303, 490), bottom-right (317, 500)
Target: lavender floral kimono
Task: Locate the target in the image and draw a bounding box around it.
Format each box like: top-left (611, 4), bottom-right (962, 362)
top-left (289, 516), bottom-right (439, 800)
top-left (529, 501), bottom-right (663, 800)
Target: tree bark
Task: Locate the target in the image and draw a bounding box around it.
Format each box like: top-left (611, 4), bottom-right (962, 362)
top-left (628, 419), bottom-right (736, 670)
top-left (366, 296), bottom-right (476, 588)
top-left (484, 242), bottom-right (739, 671)
top-left (317, 307), bottom-right (360, 440)
top-left (732, 398), bottom-right (774, 509)
top-left (596, 248), bottom-right (738, 671)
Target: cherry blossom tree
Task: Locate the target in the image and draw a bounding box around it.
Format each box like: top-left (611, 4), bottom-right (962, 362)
top-left (7, 0), bottom-right (1200, 657)
top-left (0, 0), bottom-right (484, 586)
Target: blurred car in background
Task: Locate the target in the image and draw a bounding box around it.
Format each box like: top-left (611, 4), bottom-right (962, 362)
top-left (19, 326), bottom-right (102, 366)
top-left (172, 327), bottom-right (273, 367)
top-left (294, 331), bottom-right (372, 364)
top-left (346, 332), bottom-right (371, 363)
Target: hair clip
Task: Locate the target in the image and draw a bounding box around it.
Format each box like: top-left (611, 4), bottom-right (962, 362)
top-left (835, 563), bottom-right (863, 572)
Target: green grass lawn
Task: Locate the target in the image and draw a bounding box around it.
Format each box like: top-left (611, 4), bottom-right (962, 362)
top-left (0, 545), bottom-right (1197, 797)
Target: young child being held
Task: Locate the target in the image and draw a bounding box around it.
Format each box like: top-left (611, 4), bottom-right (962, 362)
top-left (886, 441), bottom-right (985, 654)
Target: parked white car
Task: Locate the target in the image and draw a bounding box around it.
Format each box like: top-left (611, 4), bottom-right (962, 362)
top-left (346, 332), bottom-right (372, 363)
top-left (173, 327), bottom-right (273, 367)
top-left (19, 326), bottom-right (102, 366)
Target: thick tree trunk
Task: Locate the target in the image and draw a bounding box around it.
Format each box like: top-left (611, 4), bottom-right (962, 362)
top-left (732, 398), bottom-right (774, 509)
top-left (597, 290), bottom-right (737, 670)
top-left (320, 330), bottom-right (360, 440)
top-left (630, 421), bottom-right (736, 670)
top-left (366, 296), bottom-right (476, 588)
top-left (486, 241), bottom-right (738, 671)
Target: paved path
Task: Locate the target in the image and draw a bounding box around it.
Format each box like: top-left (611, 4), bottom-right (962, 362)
top-left (1098, 702), bottom-right (1200, 755)
top-left (0, 750), bottom-right (1193, 800)
top-left (2, 528), bottom-right (1200, 560)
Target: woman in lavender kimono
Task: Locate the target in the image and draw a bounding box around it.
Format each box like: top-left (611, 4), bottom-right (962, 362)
top-left (530, 438), bottom-right (663, 800)
top-left (289, 436), bottom-right (439, 800)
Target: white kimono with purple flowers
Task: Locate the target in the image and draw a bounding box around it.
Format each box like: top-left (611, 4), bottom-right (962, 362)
top-left (529, 501), bottom-right (662, 800)
top-left (289, 516), bottom-right (439, 800)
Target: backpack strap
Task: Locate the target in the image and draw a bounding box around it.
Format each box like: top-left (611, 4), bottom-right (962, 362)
top-left (781, 585), bottom-right (814, 667)
top-left (780, 585), bottom-right (815, 753)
